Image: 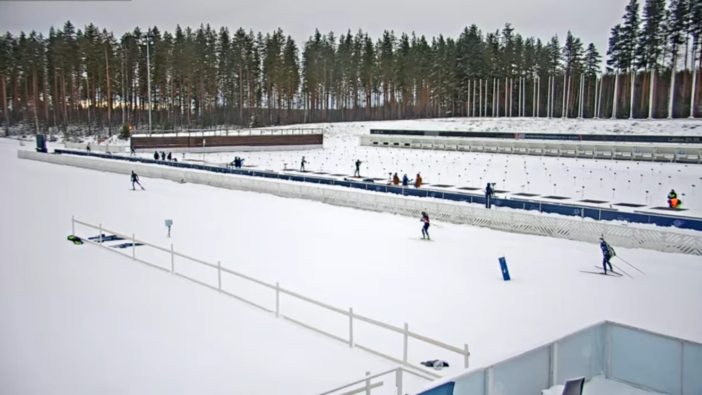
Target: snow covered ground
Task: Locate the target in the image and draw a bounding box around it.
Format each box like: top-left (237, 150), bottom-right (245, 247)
top-left (3, 132), bottom-right (702, 394)
top-left (0, 140), bottom-right (411, 395)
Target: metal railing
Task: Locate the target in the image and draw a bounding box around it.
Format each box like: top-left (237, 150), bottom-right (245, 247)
top-left (71, 217), bottom-right (470, 377)
top-left (319, 367), bottom-right (435, 395)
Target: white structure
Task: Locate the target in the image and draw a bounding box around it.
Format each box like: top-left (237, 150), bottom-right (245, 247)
top-left (360, 135), bottom-right (702, 164)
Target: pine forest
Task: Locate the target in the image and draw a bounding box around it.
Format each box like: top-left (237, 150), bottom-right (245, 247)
top-left (2, 0), bottom-right (702, 135)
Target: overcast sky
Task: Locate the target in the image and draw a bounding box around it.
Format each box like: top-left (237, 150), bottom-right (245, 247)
top-left (1, 0), bottom-right (627, 55)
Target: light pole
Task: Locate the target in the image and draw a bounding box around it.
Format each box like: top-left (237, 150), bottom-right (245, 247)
top-left (146, 29), bottom-right (152, 133)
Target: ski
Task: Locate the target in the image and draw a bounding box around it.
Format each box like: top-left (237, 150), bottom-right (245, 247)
top-left (410, 238), bottom-right (434, 242)
top-left (580, 270), bottom-right (620, 277)
top-left (593, 266), bottom-right (623, 276)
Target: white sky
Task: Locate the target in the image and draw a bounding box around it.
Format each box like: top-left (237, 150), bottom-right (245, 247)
top-left (0, 0), bottom-right (627, 55)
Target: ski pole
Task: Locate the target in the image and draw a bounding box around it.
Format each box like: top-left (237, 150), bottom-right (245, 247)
top-left (612, 263), bottom-right (634, 279)
top-left (615, 256), bottom-right (645, 275)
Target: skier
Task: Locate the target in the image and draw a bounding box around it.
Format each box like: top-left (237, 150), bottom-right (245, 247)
top-left (485, 182), bottom-right (494, 209)
top-left (86, 142), bottom-right (91, 152)
top-left (153, 151), bottom-right (159, 160)
top-left (415, 173), bottom-right (423, 188)
top-left (668, 189), bottom-right (681, 208)
top-left (354, 160), bottom-right (362, 177)
top-left (599, 237), bottom-right (615, 274)
top-left (402, 174), bottom-right (411, 186)
top-left (130, 146), bottom-right (136, 156)
top-left (131, 171), bottom-right (145, 190)
top-left (167, 152), bottom-right (172, 161)
top-left (300, 156), bottom-right (307, 172)
top-left (420, 211), bottom-right (431, 240)
top-left (393, 173), bottom-right (400, 185)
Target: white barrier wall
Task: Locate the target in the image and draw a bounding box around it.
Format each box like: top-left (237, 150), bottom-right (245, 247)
top-left (360, 135), bottom-right (702, 163)
top-left (64, 142), bottom-right (130, 153)
top-left (18, 150), bottom-right (702, 256)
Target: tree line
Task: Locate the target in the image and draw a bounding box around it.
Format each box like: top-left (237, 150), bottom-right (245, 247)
top-left (0, 0), bottom-right (700, 136)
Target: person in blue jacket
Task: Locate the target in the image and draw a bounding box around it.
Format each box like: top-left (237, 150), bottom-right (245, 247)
top-left (599, 237), bottom-right (615, 274)
top-left (402, 174), bottom-right (410, 186)
top-left (420, 211), bottom-right (431, 240)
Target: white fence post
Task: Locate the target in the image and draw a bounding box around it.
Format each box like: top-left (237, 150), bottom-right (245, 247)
top-left (132, 234), bottom-right (136, 260)
top-left (365, 371), bottom-right (371, 395)
top-left (275, 282), bottom-right (280, 317)
top-left (217, 261), bottom-right (222, 290)
top-left (71, 215), bottom-right (75, 235)
top-left (403, 323), bottom-right (409, 366)
top-left (395, 368), bottom-right (403, 395)
top-left (170, 244), bottom-right (174, 273)
top-left (464, 344), bottom-right (470, 368)
top-left (99, 223), bottom-right (103, 243)
top-left (349, 307), bottom-right (354, 347)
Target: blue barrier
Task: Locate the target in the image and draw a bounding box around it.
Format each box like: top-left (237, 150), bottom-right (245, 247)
top-left (51, 149), bottom-right (702, 232)
top-left (499, 257), bottom-right (511, 281)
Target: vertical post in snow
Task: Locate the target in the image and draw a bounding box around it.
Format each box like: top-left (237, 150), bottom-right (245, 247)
top-left (579, 75), bottom-right (585, 118)
top-left (540, 76), bottom-right (544, 117)
top-left (275, 282), bottom-right (280, 317)
top-left (613, 72), bottom-right (620, 119)
top-left (464, 344), bottom-right (470, 368)
top-left (132, 234), bottom-right (136, 260)
top-left (566, 75), bottom-right (572, 118)
top-left (496, 79), bottom-right (501, 117)
top-left (547, 76), bottom-right (551, 118)
top-left (71, 215), bottom-right (75, 236)
top-left (510, 78), bottom-right (514, 117)
top-left (99, 223), bottom-right (103, 244)
top-left (365, 372), bottom-right (371, 395)
top-left (349, 307), bottom-right (354, 347)
top-left (690, 65), bottom-right (698, 119)
top-left (592, 76), bottom-right (600, 119)
top-left (505, 77), bottom-right (508, 117)
top-left (649, 70), bottom-right (655, 119)
top-left (395, 368), bottom-right (404, 395)
top-left (170, 244), bottom-right (174, 273)
top-left (629, 71), bottom-right (635, 119)
top-left (403, 322), bottom-right (409, 365)
top-left (217, 261), bottom-right (222, 291)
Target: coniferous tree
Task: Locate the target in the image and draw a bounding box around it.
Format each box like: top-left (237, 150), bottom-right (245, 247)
top-left (637, 0), bottom-right (668, 70)
top-left (585, 44), bottom-right (603, 76)
top-left (620, 0), bottom-right (642, 72)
